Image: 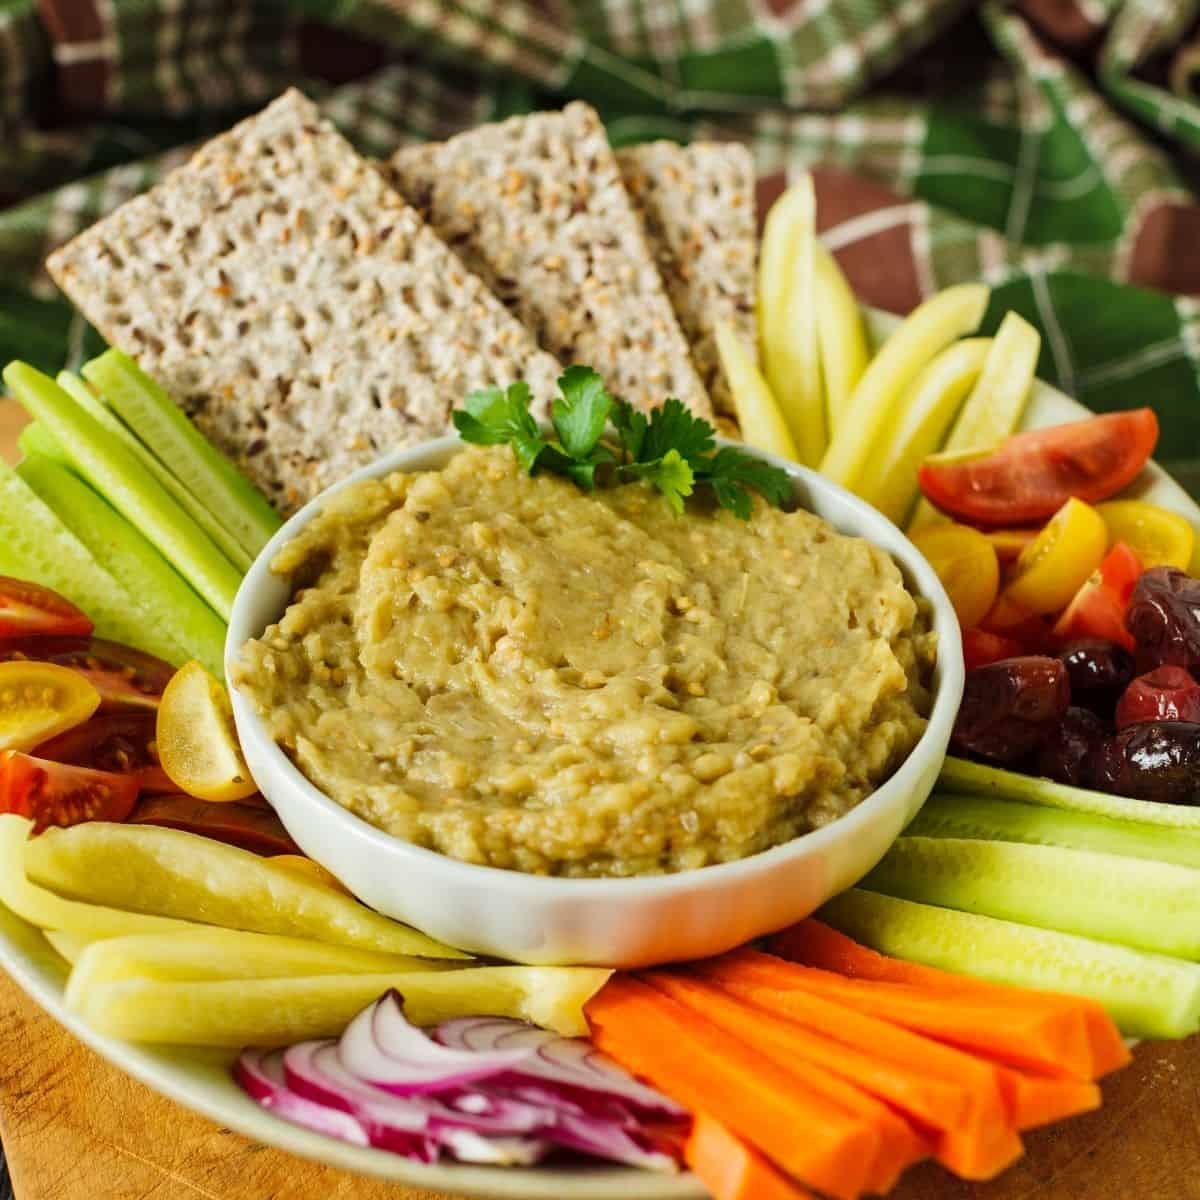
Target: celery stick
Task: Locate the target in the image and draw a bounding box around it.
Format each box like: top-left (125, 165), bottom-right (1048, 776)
top-left (16, 455), bottom-right (225, 677)
top-left (866, 835), bottom-right (1200, 960)
top-left (909, 311), bottom-right (1039, 529)
top-left (0, 461), bottom-right (185, 662)
top-left (56, 372), bottom-right (252, 573)
top-left (82, 351), bottom-right (280, 557)
top-left (4, 363), bottom-right (241, 620)
top-left (819, 284), bottom-right (989, 490)
top-left (17, 422), bottom-right (67, 463)
top-left (821, 888), bottom-right (1200, 1039)
top-left (913, 792), bottom-right (1200, 870)
top-left (939, 756), bottom-right (1200, 830)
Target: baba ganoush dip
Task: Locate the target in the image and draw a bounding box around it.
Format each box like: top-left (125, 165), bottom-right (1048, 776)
top-left (236, 444), bottom-right (935, 877)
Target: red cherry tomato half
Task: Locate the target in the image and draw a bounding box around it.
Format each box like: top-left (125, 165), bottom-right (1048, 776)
top-left (1115, 666), bottom-right (1200, 729)
top-left (0, 636), bottom-right (174, 711)
top-left (34, 711), bottom-right (174, 793)
top-left (0, 750), bottom-right (138, 832)
top-left (128, 794), bottom-right (299, 856)
top-left (1053, 542), bottom-right (1142, 651)
top-left (980, 595), bottom-right (1056, 654)
top-left (0, 577), bottom-right (93, 640)
top-left (962, 628), bottom-right (1027, 671)
top-left (918, 409), bottom-right (1159, 527)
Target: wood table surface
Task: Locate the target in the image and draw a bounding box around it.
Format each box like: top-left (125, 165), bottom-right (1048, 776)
top-left (3, 398), bottom-right (1200, 1198)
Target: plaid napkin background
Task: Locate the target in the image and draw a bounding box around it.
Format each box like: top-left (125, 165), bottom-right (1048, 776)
top-left (1, 0), bottom-right (1198, 494)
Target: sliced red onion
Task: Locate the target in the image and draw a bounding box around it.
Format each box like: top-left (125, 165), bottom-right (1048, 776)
top-left (436, 1016), bottom-right (687, 1120)
top-left (338, 990), bottom-right (531, 1096)
top-left (235, 1049), bottom-right (370, 1147)
top-left (437, 1130), bottom-right (550, 1166)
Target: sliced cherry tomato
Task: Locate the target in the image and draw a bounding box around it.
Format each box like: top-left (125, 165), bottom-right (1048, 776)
top-left (984, 529), bottom-right (1038, 563)
top-left (34, 711), bottom-right (174, 793)
top-left (128, 794), bottom-right (299, 856)
top-left (0, 661), bottom-right (100, 753)
top-left (962, 628), bottom-right (1027, 670)
top-left (918, 409), bottom-right (1159, 526)
top-left (0, 751), bottom-right (138, 831)
top-left (1002, 498), bottom-right (1108, 615)
top-left (1052, 542), bottom-right (1142, 650)
top-left (0, 636), bottom-right (173, 711)
top-left (1096, 500), bottom-right (1196, 571)
top-left (980, 594), bottom-right (1056, 653)
top-left (0, 577), bottom-right (93, 639)
top-left (910, 524), bottom-right (1000, 629)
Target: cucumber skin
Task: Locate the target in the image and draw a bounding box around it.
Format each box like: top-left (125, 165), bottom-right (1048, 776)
top-left (83, 351), bottom-right (281, 556)
top-left (16, 455), bottom-right (225, 678)
top-left (4, 362), bottom-right (241, 620)
top-left (867, 836), bottom-right (1200, 961)
top-left (56, 371), bottom-right (253, 574)
top-left (940, 756), bottom-right (1200, 831)
top-left (0, 462), bottom-right (185, 663)
top-left (913, 793), bottom-right (1200, 870)
top-left (821, 888), bottom-right (1200, 1039)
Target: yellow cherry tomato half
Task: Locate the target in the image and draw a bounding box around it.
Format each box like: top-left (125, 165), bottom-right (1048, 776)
top-left (156, 661), bottom-right (257, 802)
top-left (910, 523), bottom-right (1000, 629)
top-left (1002, 498), bottom-right (1108, 615)
top-left (1096, 499), bottom-right (1195, 571)
top-left (984, 528), bottom-right (1038, 563)
top-left (0, 661), bottom-right (100, 752)
top-left (270, 854), bottom-right (352, 896)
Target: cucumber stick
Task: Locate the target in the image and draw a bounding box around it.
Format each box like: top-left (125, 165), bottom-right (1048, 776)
top-left (913, 792), bottom-right (1200, 870)
top-left (82, 351), bottom-right (280, 557)
top-left (821, 889), bottom-right (1200, 1039)
top-left (17, 422), bottom-right (67, 462)
top-left (866, 836), bottom-right (1200, 961)
top-left (16, 456), bottom-right (225, 678)
top-left (56, 372), bottom-right (252, 573)
top-left (4, 363), bottom-right (240, 620)
top-left (940, 755), bottom-right (1200, 830)
top-left (0, 462), bottom-right (185, 662)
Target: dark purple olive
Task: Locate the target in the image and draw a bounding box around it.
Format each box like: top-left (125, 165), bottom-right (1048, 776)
top-left (1057, 639), bottom-right (1135, 717)
top-left (1126, 567), bottom-right (1200, 674)
top-left (1088, 721), bottom-right (1200, 803)
top-left (1035, 707), bottom-right (1111, 787)
top-left (951, 656), bottom-right (1071, 764)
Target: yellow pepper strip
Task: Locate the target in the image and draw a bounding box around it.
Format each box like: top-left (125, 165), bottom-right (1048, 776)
top-left (715, 322), bottom-right (799, 462)
top-left (814, 244), bottom-right (870, 441)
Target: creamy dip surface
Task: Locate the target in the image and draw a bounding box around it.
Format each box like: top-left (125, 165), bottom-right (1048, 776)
top-left (236, 444), bottom-right (936, 877)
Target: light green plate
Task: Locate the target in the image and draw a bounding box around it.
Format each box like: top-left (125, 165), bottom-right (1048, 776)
top-left (1, 312), bottom-right (1197, 1200)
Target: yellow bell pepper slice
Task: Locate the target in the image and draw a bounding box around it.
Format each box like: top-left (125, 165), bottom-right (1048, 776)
top-left (67, 965), bottom-right (612, 1044)
top-left (864, 338), bottom-right (991, 526)
top-left (910, 310), bottom-right (1039, 530)
top-left (1002, 498), bottom-right (1108, 615)
top-left (24, 821), bottom-right (466, 959)
top-left (757, 177), bottom-right (825, 465)
top-left (820, 283), bottom-right (990, 491)
top-left (814, 244), bottom-right (869, 440)
top-left (1096, 500), bottom-right (1196, 571)
top-left (715, 322), bottom-right (799, 461)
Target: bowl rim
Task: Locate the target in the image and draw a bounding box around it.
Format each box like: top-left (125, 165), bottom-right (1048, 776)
top-left (227, 434), bottom-right (965, 897)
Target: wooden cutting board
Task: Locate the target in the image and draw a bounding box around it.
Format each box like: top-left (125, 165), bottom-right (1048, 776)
top-left (2, 399), bottom-right (1200, 1198)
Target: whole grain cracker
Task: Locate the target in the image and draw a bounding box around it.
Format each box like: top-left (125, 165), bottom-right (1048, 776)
top-left (617, 141), bottom-right (757, 421)
top-left (387, 103), bottom-right (712, 419)
top-left (45, 89), bottom-right (562, 514)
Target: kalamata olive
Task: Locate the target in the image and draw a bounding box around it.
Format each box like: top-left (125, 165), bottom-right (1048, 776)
top-left (951, 656), bottom-right (1071, 763)
top-left (1057, 639), bottom-right (1135, 716)
top-left (1115, 666), bottom-right (1200, 729)
top-left (1088, 721), bottom-right (1200, 803)
top-left (1035, 707), bottom-right (1111, 787)
top-left (1125, 567), bottom-right (1200, 673)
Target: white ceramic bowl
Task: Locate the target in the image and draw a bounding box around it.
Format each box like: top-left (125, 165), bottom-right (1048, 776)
top-left (227, 436), bottom-right (964, 967)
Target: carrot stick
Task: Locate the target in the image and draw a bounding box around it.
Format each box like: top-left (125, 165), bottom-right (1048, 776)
top-left (1000, 1072), bottom-right (1100, 1129)
top-left (647, 969), bottom-right (1021, 1182)
top-left (585, 976), bottom-right (880, 1200)
top-left (727, 946), bottom-right (1093, 1080)
top-left (771, 920), bottom-right (1130, 1077)
top-left (685, 1113), bottom-right (817, 1200)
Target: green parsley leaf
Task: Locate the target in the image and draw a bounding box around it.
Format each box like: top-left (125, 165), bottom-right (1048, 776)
top-left (454, 382), bottom-right (546, 473)
top-left (639, 398), bottom-right (716, 466)
top-left (624, 449), bottom-right (694, 514)
top-left (565, 445), bottom-right (615, 492)
top-left (695, 446), bottom-right (793, 519)
top-left (610, 399), bottom-right (648, 462)
top-left (552, 367), bottom-right (613, 460)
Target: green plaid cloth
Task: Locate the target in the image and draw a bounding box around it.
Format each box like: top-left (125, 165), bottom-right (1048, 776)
top-left (2, 0), bottom-right (1199, 493)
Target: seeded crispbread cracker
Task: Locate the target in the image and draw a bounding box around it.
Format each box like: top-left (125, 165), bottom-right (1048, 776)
top-left (387, 103), bottom-right (712, 419)
top-left (616, 141), bottom-right (757, 422)
top-left (45, 89), bottom-right (561, 514)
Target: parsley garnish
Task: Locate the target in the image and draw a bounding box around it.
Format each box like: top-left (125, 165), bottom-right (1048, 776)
top-left (453, 368), bottom-right (790, 519)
